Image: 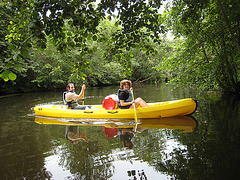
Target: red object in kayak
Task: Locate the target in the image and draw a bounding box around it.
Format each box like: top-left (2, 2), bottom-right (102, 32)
top-left (102, 97), bottom-right (117, 110)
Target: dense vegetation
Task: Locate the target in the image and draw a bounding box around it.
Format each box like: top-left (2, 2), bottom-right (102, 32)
top-left (0, 0), bottom-right (239, 94)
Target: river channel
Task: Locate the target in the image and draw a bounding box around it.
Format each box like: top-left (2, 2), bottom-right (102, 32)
top-left (0, 83), bottom-right (240, 179)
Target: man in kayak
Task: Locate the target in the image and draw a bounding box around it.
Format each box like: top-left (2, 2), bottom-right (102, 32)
top-left (63, 83), bottom-right (91, 109)
top-left (118, 80), bottom-right (149, 109)
top-left (66, 126), bottom-right (88, 144)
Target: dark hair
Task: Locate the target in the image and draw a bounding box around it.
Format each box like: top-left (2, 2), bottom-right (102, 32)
top-left (66, 83), bottom-right (74, 90)
top-left (120, 80), bottom-right (132, 89)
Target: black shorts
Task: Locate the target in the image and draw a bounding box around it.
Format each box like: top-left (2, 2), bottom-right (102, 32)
top-left (119, 105), bottom-right (131, 109)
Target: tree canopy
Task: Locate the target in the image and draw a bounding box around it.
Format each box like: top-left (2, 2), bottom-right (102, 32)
top-left (163, 0), bottom-right (240, 93)
top-left (1, 0), bottom-right (163, 82)
top-left (0, 0), bottom-right (240, 94)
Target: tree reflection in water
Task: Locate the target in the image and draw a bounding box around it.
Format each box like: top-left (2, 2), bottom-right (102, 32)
top-left (34, 116), bottom-right (196, 179)
top-left (152, 95), bottom-right (240, 179)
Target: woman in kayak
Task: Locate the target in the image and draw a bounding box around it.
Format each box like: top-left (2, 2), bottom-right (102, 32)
top-left (118, 80), bottom-right (149, 109)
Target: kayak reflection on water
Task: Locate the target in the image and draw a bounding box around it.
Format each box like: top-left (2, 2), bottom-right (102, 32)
top-left (35, 116), bottom-right (197, 148)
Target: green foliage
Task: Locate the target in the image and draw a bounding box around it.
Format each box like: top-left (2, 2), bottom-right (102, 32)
top-left (163, 0), bottom-right (240, 93)
top-left (0, 2), bottom-right (17, 82)
top-left (1, 0), bottom-right (167, 94)
top-left (30, 43), bottom-right (71, 90)
top-left (1, 0), bottom-right (164, 82)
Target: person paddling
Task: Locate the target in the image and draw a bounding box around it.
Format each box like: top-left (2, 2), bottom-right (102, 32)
top-left (118, 80), bottom-right (149, 109)
top-left (63, 83), bottom-right (91, 110)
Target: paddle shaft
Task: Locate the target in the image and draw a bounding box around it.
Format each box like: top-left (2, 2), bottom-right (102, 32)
top-left (82, 91), bottom-right (84, 105)
top-left (131, 89), bottom-right (138, 124)
top-left (82, 82), bottom-right (85, 105)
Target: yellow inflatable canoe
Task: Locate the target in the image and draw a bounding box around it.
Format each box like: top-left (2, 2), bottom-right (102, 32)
top-left (34, 98), bottom-right (197, 119)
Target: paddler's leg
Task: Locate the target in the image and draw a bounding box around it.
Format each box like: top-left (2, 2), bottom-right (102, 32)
top-left (130, 98), bottom-right (149, 108)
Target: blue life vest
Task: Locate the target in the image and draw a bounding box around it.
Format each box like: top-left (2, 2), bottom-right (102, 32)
top-left (117, 89), bottom-right (132, 106)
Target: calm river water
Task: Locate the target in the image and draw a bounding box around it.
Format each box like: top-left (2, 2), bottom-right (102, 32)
top-left (0, 83), bottom-right (240, 180)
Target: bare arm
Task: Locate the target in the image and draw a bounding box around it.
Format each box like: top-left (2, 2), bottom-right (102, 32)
top-left (76, 84), bottom-right (86, 99)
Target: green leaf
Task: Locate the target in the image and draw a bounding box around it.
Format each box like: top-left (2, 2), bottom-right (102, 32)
top-left (15, 65), bottom-right (22, 71)
top-left (92, 35), bottom-right (98, 41)
top-left (8, 72), bottom-right (17, 81)
top-left (8, 44), bottom-right (17, 50)
top-left (0, 70), bottom-right (9, 81)
top-left (67, 31), bottom-right (72, 36)
top-left (13, 51), bottom-right (19, 60)
top-left (21, 48), bottom-right (29, 57)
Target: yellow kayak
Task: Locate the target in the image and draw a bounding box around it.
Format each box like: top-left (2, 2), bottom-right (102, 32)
top-left (35, 115), bottom-right (197, 133)
top-left (34, 98), bottom-right (197, 119)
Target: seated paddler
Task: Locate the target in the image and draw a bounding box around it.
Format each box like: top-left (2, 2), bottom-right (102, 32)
top-left (63, 83), bottom-right (91, 110)
top-left (118, 80), bottom-right (149, 109)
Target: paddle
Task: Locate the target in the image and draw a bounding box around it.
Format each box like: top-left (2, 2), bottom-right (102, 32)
top-left (82, 81), bottom-right (85, 105)
top-left (131, 88), bottom-right (138, 124)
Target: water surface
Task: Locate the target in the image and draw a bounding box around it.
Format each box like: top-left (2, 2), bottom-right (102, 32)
top-left (0, 83), bottom-right (240, 179)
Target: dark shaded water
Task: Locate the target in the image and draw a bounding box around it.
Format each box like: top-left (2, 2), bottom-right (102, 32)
top-left (0, 83), bottom-right (240, 180)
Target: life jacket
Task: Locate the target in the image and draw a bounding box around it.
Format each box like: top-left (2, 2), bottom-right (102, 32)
top-left (63, 91), bottom-right (78, 108)
top-left (117, 89), bottom-right (132, 106)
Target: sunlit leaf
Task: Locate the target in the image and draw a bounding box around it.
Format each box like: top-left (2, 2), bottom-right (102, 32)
top-left (8, 72), bottom-right (17, 81)
top-left (0, 70), bottom-right (9, 81)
